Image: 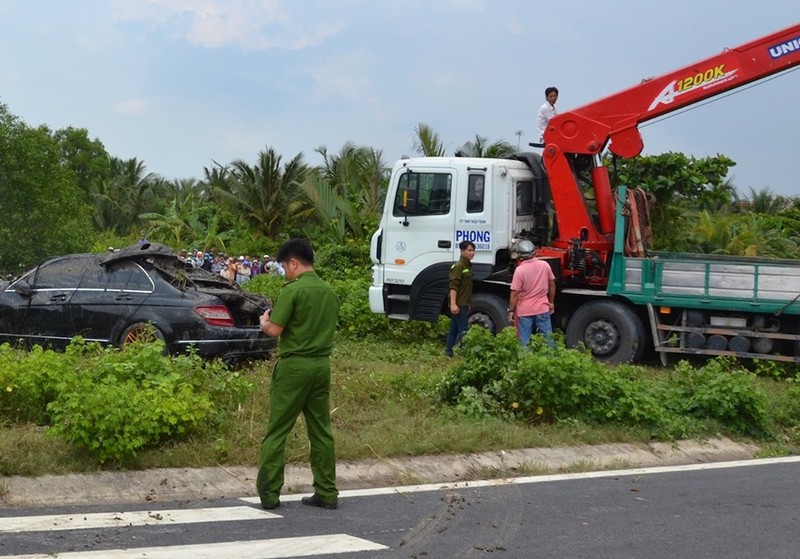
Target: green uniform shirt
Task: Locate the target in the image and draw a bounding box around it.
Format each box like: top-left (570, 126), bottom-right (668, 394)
top-left (269, 270), bottom-right (339, 358)
top-left (449, 256), bottom-right (473, 306)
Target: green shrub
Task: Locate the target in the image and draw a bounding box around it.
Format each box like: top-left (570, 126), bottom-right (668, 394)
top-left (332, 276), bottom-right (393, 339)
top-left (1, 338), bottom-right (254, 464)
top-left (670, 358), bottom-right (769, 436)
top-left (0, 343), bottom-right (77, 423)
top-left (769, 382), bottom-right (800, 444)
top-left (315, 239), bottom-right (372, 283)
top-left (48, 370), bottom-right (213, 463)
top-left (47, 341), bottom-right (245, 463)
top-left (437, 331), bottom-right (771, 439)
top-left (245, 246), bottom-right (447, 344)
top-left (437, 327), bottom-right (521, 405)
top-left (243, 273), bottom-right (284, 301)
top-left (749, 359), bottom-right (798, 381)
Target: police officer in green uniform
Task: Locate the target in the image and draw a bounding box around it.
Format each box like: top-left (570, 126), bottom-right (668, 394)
top-left (257, 238), bottom-right (340, 510)
top-left (445, 240), bottom-right (475, 356)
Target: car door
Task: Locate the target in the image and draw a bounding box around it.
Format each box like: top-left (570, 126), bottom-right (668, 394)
top-left (8, 256), bottom-right (85, 348)
top-left (0, 269), bottom-right (36, 344)
top-left (69, 260), bottom-right (155, 344)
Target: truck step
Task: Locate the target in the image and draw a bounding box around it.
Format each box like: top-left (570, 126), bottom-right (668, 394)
top-left (387, 294), bottom-right (410, 301)
top-left (387, 313), bottom-right (410, 320)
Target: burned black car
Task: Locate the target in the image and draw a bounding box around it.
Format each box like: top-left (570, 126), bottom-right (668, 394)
top-left (0, 243), bottom-right (275, 362)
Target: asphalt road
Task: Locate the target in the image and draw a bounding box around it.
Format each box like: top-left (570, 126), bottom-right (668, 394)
top-left (1, 458), bottom-right (798, 558)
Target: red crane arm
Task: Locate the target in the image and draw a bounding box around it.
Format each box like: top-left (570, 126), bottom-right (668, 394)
top-left (538, 23), bottom-right (800, 264)
top-left (545, 22), bottom-right (800, 158)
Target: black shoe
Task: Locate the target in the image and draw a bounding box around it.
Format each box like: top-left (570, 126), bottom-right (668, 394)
top-left (261, 500), bottom-right (280, 510)
top-left (301, 494), bottom-right (337, 510)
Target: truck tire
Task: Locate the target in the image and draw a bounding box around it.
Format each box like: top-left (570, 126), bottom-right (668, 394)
top-left (468, 293), bottom-right (509, 334)
top-left (565, 300), bottom-right (646, 364)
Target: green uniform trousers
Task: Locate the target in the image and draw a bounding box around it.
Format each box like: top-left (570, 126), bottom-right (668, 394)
top-left (256, 355), bottom-right (338, 506)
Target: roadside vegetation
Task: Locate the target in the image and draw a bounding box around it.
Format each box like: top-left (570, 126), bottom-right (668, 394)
top-left (2, 239), bottom-right (800, 475)
top-left (2, 100), bottom-right (800, 478)
top-left (2, 326), bottom-right (800, 476)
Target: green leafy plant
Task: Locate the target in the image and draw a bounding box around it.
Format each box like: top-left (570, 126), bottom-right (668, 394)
top-left (437, 327), bottom-right (521, 405)
top-left (0, 343), bottom-right (77, 423)
top-left (438, 331), bottom-right (771, 439)
top-left (669, 358), bottom-right (769, 436)
top-left (1, 338), bottom-right (253, 464)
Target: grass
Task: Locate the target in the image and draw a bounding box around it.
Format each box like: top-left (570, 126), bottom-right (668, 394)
top-left (0, 337), bottom-right (797, 477)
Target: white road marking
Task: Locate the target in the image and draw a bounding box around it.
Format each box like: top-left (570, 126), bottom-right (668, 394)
top-left (1, 535), bottom-right (388, 559)
top-left (0, 506), bottom-right (277, 534)
top-left (241, 455), bottom-right (800, 504)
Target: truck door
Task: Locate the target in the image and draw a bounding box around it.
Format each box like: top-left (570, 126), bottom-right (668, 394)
top-left (454, 173), bottom-right (492, 263)
top-left (381, 168), bottom-right (457, 287)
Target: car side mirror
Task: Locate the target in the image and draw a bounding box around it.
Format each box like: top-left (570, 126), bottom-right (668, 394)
top-left (14, 280), bottom-right (33, 298)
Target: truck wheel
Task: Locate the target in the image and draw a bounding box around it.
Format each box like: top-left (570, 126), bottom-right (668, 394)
top-left (565, 300), bottom-right (645, 364)
top-left (468, 293), bottom-right (509, 334)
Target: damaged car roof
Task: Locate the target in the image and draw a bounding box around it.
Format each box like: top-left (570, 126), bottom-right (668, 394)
top-left (99, 242), bottom-right (177, 266)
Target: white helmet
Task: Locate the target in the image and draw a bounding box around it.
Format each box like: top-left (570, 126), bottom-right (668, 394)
top-left (517, 239), bottom-right (535, 259)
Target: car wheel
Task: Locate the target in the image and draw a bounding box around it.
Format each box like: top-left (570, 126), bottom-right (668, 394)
top-left (119, 322), bottom-right (165, 348)
top-left (565, 300), bottom-right (646, 364)
top-left (468, 293), bottom-right (509, 334)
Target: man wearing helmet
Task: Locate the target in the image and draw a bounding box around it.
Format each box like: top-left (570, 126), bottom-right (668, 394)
top-left (508, 240), bottom-right (556, 347)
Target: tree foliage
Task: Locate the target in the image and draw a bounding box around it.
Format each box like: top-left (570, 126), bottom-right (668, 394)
top-left (0, 103), bottom-right (93, 271)
top-left (413, 122), bottom-right (445, 157)
top-left (207, 146), bottom-right (308, 241)
top-left (2, 96), bottom-right (800, 270)
top-left (90, 156), bottom-right (163, 237)
top-left (608, 152), bottom-right (737, 251)
top-left (454, 134), bottom-right (516, 158)
top-left (52, 126), bottom-right (111, 196)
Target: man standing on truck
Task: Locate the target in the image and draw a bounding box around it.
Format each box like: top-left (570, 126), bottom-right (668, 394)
top-left (508, 240), bottom-right (556, 347)
top-left (536, 86), bottom-right (559, 143)
top-left (445, 240), bottom-right (475, 357)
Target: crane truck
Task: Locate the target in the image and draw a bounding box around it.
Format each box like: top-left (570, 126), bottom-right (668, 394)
top-left (369, 23), bottom-right (800, 364)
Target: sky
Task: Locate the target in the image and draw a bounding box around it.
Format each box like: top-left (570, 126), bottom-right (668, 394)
top-left (1, 1), bottom-right (798, 196)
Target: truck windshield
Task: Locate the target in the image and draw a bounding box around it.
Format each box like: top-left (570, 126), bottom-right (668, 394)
top-left (393, 172), bottom-right (452, 216)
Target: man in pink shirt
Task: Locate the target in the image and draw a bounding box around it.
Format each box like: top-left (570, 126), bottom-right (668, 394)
top-left (508, 240), bottom-right (556, 347)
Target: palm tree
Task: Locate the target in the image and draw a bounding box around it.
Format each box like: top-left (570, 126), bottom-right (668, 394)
top-left (745, 187), bottom-right (790, 214)
top-left (190, 212), bottom-right (236, 252)
top-left (211, 147), bottom-right (308, 239)
top-left (139, 178), bottom-right (229, 249)
top-left (363, 147), bottom-right (389, 216)
top-left (302, 143), bottom-right (390, 242)
top-left (315, 142), bottom-right (389, 216)
top-left (91, 157), bottom-right (161, 236)
top-left (413, 123), bottom-right (445, 157)
top-left (454, 134), bottom-right (515, 158)
top-left (299, 174), bottom-right (351, 244)
top-left (139, 199), bottom-right (194, 248)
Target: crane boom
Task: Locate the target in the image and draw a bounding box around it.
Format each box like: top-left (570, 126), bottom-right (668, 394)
top-left (538, 23), bottom-right (800, 275)
top-left (545, 23), bottom-right (800, 159)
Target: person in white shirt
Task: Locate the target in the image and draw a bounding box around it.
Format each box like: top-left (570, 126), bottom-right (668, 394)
top-left (536, 87), bottom-right (559, 143)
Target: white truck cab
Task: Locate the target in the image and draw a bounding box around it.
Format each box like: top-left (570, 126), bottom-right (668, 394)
top-left (369, 154), bottom-right (549, 329)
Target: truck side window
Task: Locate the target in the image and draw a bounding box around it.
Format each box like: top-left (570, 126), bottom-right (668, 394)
top-left (467, 175), bottom-right (485, 213)
top-left (516, 180), bottom-right (533, 216)
top-left (393, 172), bottom-right (452, 216)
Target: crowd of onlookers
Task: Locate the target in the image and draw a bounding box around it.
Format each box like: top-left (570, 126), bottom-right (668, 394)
top-left (178, 249), bottom-right (284, 284)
